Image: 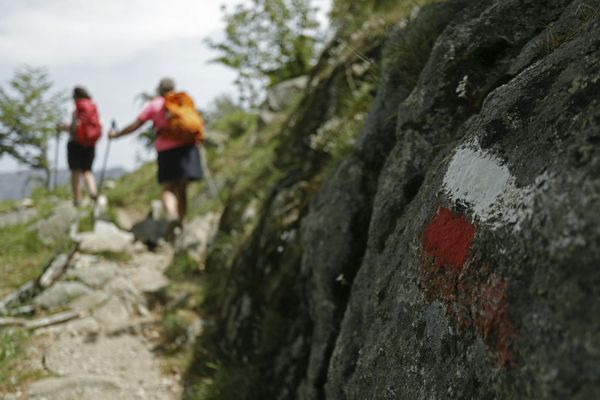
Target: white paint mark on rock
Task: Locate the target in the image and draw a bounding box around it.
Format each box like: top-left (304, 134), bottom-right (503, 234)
top-left (443, 141), bottom-right (549, 231)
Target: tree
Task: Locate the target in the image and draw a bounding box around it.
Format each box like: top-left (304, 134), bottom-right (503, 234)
top-left (0, 66), bottom-right (67, 188)
top-left (206, 0), bottom-right (321, 107)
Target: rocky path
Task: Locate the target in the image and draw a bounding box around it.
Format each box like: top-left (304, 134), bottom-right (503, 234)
top-left (5, 221), bottom-right (181, 400)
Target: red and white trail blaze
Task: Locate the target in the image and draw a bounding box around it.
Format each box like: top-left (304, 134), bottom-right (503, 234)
top-left (419, 141), bottom-right (543, 367)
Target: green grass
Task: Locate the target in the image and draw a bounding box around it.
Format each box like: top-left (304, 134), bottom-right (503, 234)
top-left (0, 328), bottom-right (48, 394)
top-left (92, 250), bottom-right (132, 263)
top-left (0, 199), bottom-right (18, 214)
top-left (106, 162), bottom-right (160, 214)
top-left (166, 252), bottom-right (201, 282)
top-left (30, 185), bottom-right (71, 219)
top-left (186, 358), bottom-right (259, 400)
top-left (0, 224), bottom-right (71, 296)
top-left (209, 109), bottom-right (256, 139)
top-left (0, 185), bottom-right (77, 393)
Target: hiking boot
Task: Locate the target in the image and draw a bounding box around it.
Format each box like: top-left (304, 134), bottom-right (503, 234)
top-left (164, 218), bottom-right (181, 242)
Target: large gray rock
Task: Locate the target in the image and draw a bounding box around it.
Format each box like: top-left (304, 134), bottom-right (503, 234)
top-left (34, 282), bottom-right (94, 310)
top-left (29, 202), bottom-right (78, 245)
top-left (129, 267), bottom-right (169, 294)
top-left (114, 207), bottom-right (134, 231)
top-left (92, 296), bottom-right (132, 327)
top-left (174, 212), bottom-right (221, 264)
top-left (66, 262), bottom-right (120, 288)
top-left (104, 277), bottom-right (147, 316)
top-left (77, 221), bottom-right (134, 254)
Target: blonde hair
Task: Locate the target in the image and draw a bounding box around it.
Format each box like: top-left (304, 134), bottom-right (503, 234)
top-left (157, 78), bottom-right (175, 96)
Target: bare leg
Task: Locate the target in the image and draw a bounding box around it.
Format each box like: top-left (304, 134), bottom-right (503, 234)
top-left (161, 182), bottom-right (179, 221)
top-left (176, 179), bottom-right (188, 227)
top-left (83, 170), bottom-right (98, 199)
top-left (71, 170), bottom-right (82, 206)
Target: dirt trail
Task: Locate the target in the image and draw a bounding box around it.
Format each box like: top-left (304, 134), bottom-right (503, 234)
top-left (6, 222), bottom-right (181, 400)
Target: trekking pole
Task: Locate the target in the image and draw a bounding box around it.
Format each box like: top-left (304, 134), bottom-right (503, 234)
top-left (97, 120), bottom-right (115, 195)
top-left (92, 120), bottom-right (115, 222)
top-left (54, 129), bottom-right (60, 190)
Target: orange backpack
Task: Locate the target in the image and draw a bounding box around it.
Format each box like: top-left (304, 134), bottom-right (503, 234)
top-left (161, 92), bottom-right (204, 143)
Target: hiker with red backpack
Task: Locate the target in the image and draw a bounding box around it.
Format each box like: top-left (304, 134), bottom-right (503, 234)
top-left (108, 78), bottom-right (204, 234)
top-left (57, 86), bottom-right (102, 207)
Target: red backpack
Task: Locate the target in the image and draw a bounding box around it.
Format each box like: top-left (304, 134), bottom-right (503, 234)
top-left (75, 99), bottom-right (102, 147)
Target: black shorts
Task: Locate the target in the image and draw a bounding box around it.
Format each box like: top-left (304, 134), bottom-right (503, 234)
top-left (67, 141), bottom-right (95, 171)
top-left (157, 145), bottom-right (203, 184)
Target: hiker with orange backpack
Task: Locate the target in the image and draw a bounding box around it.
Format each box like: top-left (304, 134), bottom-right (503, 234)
top-left (108, 78), bottom-right (204, 234)
top-left (57, 86), bottom-right (102, 207)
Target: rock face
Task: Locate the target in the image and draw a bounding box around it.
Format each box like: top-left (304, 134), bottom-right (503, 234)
top-left (195, 0), bottom-right (600, 399)
top-left (322, 0), bottom-right (600, 396)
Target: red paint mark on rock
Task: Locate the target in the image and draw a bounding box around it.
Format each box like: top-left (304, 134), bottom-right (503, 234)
top-left (421, 207), bottom-right (517, 367)
top-left (423, 207), bottom-right (475, 272)
top-left (475, 274), bottom-right (515, 367)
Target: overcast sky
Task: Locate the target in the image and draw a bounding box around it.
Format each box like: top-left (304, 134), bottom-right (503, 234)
top-left (0, 0), bottom-right (331, 173)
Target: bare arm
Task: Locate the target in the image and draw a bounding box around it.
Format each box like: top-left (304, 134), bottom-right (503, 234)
top-left (108, 119), bottom-right (145, 139)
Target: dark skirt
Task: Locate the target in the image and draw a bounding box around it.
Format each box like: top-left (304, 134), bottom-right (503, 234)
top-left (157, 145), bottom-right (203, 183)
top-left (67, 141), bottom-right (95, 171)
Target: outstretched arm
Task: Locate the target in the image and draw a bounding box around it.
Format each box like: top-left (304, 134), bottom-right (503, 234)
top-left (108, 119), bottom-right (145, 139)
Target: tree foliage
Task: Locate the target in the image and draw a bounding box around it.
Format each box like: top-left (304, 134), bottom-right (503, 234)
top-left (0, 66), bottom-right (66, 187)
top-left (206, 0), bottom-right (321, 107)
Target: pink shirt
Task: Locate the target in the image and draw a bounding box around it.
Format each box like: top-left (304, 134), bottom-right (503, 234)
top-left (138, 96), bottom-right (187, 152)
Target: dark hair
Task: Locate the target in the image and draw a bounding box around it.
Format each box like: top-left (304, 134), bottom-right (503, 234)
top-left (73, 86), bottom-right (91, 99)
